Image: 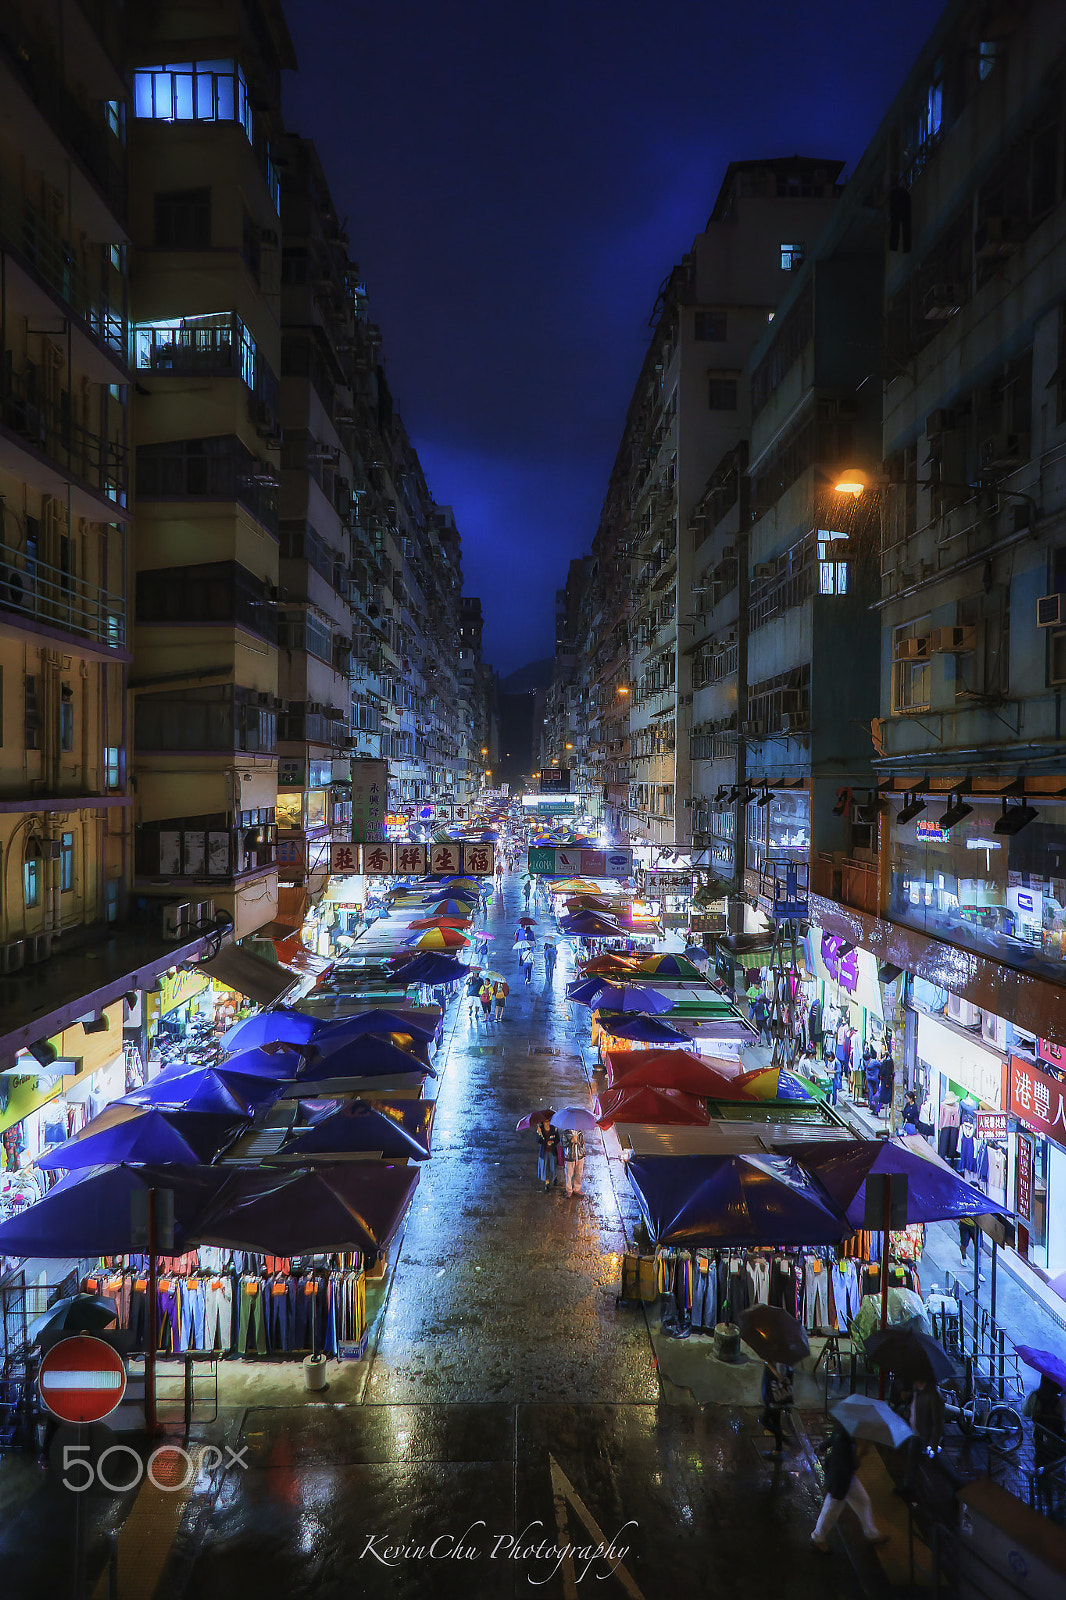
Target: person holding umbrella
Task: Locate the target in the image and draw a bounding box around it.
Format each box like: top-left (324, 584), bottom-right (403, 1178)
top-left (523, 878), bottom-right (532, 908)
top-left (812, 1419), bottom-right (890, 1551)
top-left (536, 1116), bottom-right (558, 1191)
top-left (760, 1361), bottom-right (794, 1458)
top-left (563, 1128), bottom-right (586, 1196)
top-left (521, 945), bottom-right (534, 986)
top-left (466, 968), bottom-right (483, 1025)
top-left (737, 1305), bottom-right (808, 1462)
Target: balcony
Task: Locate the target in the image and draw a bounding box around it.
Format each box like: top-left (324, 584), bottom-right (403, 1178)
top-left (134, 313), bottom-right (253, 382)
top-left (136, 436), bottom-right (278, 536)
top-left (0, 183), bottom-right (126, 361)
top-left (278, 708), bottom-right (351, 748)
top-left (0, 537), bottom-right (125, 648)
top-left (814, 852), bottom-right (879, 916)
top-left (135, 686), bottom-right (277, 755)
top-left (0, 364), bottom-right (127, 506)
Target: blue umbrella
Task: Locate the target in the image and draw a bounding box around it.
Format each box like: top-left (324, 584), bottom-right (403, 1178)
top-left (780, 1138), bottom-right (1007, 1227)
top-left (0, 1164), bottom-right (227, 1258)
top-left (311, 1007), bottom-right (438, 1044)
top-left (124, 1065), bottom-right (276, 1116)
top-left (299, 1034), bottom-right (437, 1079)
top-left (626, 1153), bottom-right (851, 1247)
top-left (275, 1099), bottom-right (432, 1162)
top-left (221, 1008), bottom-right (317, 1053)
top-left (583, 983), bottom-right (674, 1015)
top-left (1017, 1346), bottom-right (1066, 1389)
top-left (388, 952), bottom-right (469, 986)
top-left (566, 977), bottom-right (611, 1004)
top-left (600, 1014), bottom-right (688, 1044)
top-left (36, 1109), bottom-right (241, 1170)
top-left (215, 1045), bottom-right (303, 1080)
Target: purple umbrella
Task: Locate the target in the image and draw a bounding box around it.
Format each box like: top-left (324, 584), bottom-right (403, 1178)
top-left (215, 1045), bottom-right (303, 1079)
top-left (275, 1099), bottom-right (433, 1162)
top-left (388, 952), bottom-right (469, 986)
top-left (36, 1109), bottom-right (242, 1171)
top-left (778, 1138), bottom-right (1006, 1226)
top-left (582, 983), bottom-right (674, 1015)
top-left (311, 1007), bottom-right (438, 1043)
top-left (601, 1014), bottom-right (688, 1044)
top-left (221, 1008), bottom-right (316, 1053)
top-left (299, 1034), bottom-right (437, 1079)
top-left (1017, 1346), bottom-right (1066, 1388)
top-left (560, 912), bottom-right (624, 937)
top-left (194, 1163), bottom-right (420, 1256)
top-left (124, 1065), bottom-right (277, 1116)
top-left (552, 1106), bottom-right (599, 1132)
top-left (626, 1153), bottom-right (851, 1248)
top-left (0, 1164), bottom-right (226, 1258)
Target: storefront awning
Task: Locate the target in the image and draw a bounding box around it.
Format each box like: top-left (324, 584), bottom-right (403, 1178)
top-left (197, 944), bottom-right (296, 1007)
top-left (255, 887), bottom-right (309, 940)
top-left (273, 936), bottom-right (333, 978)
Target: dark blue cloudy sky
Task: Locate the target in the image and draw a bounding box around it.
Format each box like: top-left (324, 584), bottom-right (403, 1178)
top-left (284, 0), bottom-right (943, 675)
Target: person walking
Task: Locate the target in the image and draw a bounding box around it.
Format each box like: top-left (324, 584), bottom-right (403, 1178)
top-left (877, 1042), bottom-right (895, 1121)
top-left (521, 945), bottom-right (534, 986)
top-left (760, 1361), bottom-right (794, 1459)
top-left (543, 939), bottom-right (557, 984)
top-left (466, 969), bottom-right (482, 1025)
top-left (523, 878), bottom-right (532, 908)
top-left (493, 978), bottom-right (509, 1022)
top-left (899, 1376), bottom-right (945, 1501)
top-left (811, 1421), bottom-right (889, 1551)
top-left (563, 1128), bottom-right (586, 1196)
top-left (479, 975), bottom-right (494, 1021)
top-left (536, 1117), bottom-right (556, 1191)
top-left (958, 1214), bottom-right (978, 1263)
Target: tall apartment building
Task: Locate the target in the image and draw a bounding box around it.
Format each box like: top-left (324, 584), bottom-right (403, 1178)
top-left (0, 0), bottom-right (217, 1077)
top-left (543, 557), bottom-right (589, 794)
top-left (458, 596), bottom-right (496, 796)
top-left (127, 0), bottom-right (294, 942)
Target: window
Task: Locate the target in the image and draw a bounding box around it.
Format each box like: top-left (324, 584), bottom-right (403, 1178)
top-left (893, 618), bottom-right (931, 711)
top-left (105, 746), bottom-right (120, 789)
top-left (694, 311), bottom-right (727, 342)
top-left (707, 374), bottom-right (738, 410)
top-left (780, 242), bottom-right (805, 272)
top-left (60, 687), bottom-right (74, 752)
top-left (23, 850), bottom-right (40, 909)
top-left (24, 675), bottom-right (39, 750)
top-left (133, 60), bottom-right (253, 143)
top-left (133, 313), bottom-right (255, 388)
top-left (817, 529), bottom-right (850, 595)
top-left (60, 832), bottom-right (74, 893)
top-left (154, 189), bottom-right (211, 249)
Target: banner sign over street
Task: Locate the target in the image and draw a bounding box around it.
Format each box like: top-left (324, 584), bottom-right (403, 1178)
top-left (330, 842), bottom-right (495, 877)
top-left (527, 847), bottom-right (633, 877)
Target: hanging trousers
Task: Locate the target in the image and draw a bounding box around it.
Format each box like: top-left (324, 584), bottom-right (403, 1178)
top-left (749, 1259), bottom-right (771, 1305)
top-left (183, 1279), bottom-right (207, 1350)
top-left (237, 1279), bottom-right (268, 1354)
top-left (804, 1259), bottom-right (829, 1330)
top-left (204, 1277), bottom-right (235, 1351)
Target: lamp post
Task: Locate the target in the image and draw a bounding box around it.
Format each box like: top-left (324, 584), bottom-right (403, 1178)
top-left (833, 466), bottom-right (1040, 523)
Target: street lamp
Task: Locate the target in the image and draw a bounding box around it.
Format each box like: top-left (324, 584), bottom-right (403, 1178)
top-left (617, 685), bottom-right (629, 696)
top-left (833, 466), bottom-right (1040, 521)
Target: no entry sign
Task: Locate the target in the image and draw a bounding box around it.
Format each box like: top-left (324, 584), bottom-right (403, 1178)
top-left (39, 1336), bottom-right (126, 1424)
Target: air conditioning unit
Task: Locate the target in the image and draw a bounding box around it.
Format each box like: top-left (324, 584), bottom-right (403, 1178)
top-left (743, 718), bottom-right (766, 736)
top-left (926, 408), bottom-right (955, 437)
top-left (162, 903), bottom-right (191, 941)
top-left (1037, 593), bottom-right (1064, 628)
top-left (752, 562), bottom-right (777, 579)
top-left (927, 625), bottom-right (977, 653)
top-left (780, 713), bottom-right (800, 734)
top-left (974, 215), bottom-right (1022, 258)
top-left (194, 899), bottom-right (215, 926)
top-left (1, 940), bottom-right (25, 974)
top-left (923, 283), bottom-right (964, 320)
top-left (896, 636), bottom-right (930, 660)
top-left (24, 932), bottom-right (53, 964)
top-left (947, 992), bottom-right (982, 1029)
top-left (980, 432), bottom-right (1029, 471)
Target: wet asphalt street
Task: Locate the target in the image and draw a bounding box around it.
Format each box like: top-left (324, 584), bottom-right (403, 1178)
top-left (0, 869), bottom-right (872, 1600)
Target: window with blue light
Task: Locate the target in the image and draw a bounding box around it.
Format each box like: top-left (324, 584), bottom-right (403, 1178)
top-left (817, 529), bottom-right (849, 595)
top-left (133, 60), bottom-right (253, 144)
top-left (132, 313), bottom-right (256, 389)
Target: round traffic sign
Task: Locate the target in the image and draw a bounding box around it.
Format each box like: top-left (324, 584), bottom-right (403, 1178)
top-left (38, 1335), bottom-right (126, 1424)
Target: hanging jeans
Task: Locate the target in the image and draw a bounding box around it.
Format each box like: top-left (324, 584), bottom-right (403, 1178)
top-left (692, 1259), bottom-right (716, 1330)
top-left (266, 1279), bottom-right (296, 1353)
top-left (295, 1276), bottom-right (327, 1351)
top-left (813, 1479), bottom-right (881, 1543)
top-left (127, 1281), bottom-right (149, 1350)
top-left (183, 1279), bottom-right (206, 1350)
top-left (237, 1279), bottom-right (267, 1354)
top-left (204, 1277), bottom-right (235, 1351)
top-left (804, 1259), bottom-right (829, 1330)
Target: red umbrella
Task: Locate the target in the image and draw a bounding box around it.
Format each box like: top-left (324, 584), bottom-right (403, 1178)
top-left (518, 917), bottom-right (536, 926)
top-left (596, 1084), bottom-right (711, 1129)
top-left (609, 1052), bottom-right (757, 1098)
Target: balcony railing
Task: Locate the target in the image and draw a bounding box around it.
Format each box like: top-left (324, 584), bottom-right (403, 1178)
top-left (136, 437), bottom-right (277, 536)
top-left (814, 852), bottom-right (879, 916)
top-left (0, 538), bottom-right (125, 647)
top-left (0, 185), bottom-right (126, 358)
top-left (0, 365), bottom-right (127, 504)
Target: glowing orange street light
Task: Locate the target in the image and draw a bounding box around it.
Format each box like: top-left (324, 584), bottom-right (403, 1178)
top-left (617, 685), bottom-right (630, 696)
top-left (833, 469), bottom-right (868, 497)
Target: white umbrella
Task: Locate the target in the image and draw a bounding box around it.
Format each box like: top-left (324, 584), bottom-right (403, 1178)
top-left (831, 1395), bottom-right (914, 1449)
top-left (552, 1106), bottom-right (598, 1132)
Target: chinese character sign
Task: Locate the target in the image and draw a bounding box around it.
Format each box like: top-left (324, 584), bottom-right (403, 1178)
top-left (395, 844), bottom-right (427, 876)
top-left (1009, 1055), bottom-right (1066, 1139)
top-left (278, 759), bottom-right (306, 788)
top-left (461, 843), bottom-right (494, 876)
top-left (276, 838), bottom-right (304, 869)
top-left (1016, 1135), bottom-right (1032, 1222)
top-left (430, 843), bottom-right (459, 875)
top-left (329, 842), bottom-right (358, 875)
top-left (362, 843), bottom-right (394, 875)
top-left (820, 932), bottom-right (859, 994)
top-left (351, 759), bottom-right (388, 843)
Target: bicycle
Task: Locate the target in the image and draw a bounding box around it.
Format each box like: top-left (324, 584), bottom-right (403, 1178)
top-left (939, 1360), bottom-right (1023, 1453)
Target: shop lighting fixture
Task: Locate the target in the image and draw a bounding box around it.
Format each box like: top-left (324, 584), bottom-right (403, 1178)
top-left (937, 790), bottom-right (973, 830)
top-left (726, 785), bottom-right (740, 803)
top-left (993, 799), bottom-right (1038, 836)
top-left (756, 785), bottom-right (774, 807)
top-left (877, 963), bottom-right (903, 984)
top-left (713, 786), bottom-right (730, 804)
top-left (740, 783), bottom-right (759, 805)
top-left (897, 779), bottom-right (929, 825)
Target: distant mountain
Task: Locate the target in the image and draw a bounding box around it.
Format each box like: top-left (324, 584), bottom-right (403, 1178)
top-left (500, 657), bottom-right (554, 694)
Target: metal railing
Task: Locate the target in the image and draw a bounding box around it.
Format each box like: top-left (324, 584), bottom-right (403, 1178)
top-left (0, 366), bottom-right (128, 503)
top-left (0, 537), bottom-right (125, 647)
top-left (0, 184), bottom-right (126, 356)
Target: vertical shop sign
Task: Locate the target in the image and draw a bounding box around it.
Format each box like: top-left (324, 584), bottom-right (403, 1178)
top-left (395, 843), bottom-right (427, 876)
top-left (1009, 1055), bottom-right (1066, 1140)
top-left (461, 843), bottom-right (494, 876)
top-left (361, 842), bottom-right (394, 875)
top-left (351, 760), bottom-right (388, 843)
top-left (329, 842), bottom-right (358, 874)
top-left (429, 842), bottom-right (460, 875)
top-left (1016, 1135), bottom-right (1032, 1225)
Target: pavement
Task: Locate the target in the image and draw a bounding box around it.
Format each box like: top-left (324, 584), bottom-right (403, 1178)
top-left (0, 864), bottom-right (1041, 1598)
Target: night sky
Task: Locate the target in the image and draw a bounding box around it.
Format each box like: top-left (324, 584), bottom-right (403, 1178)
top-left (284, 0), bottom-right (943, 676)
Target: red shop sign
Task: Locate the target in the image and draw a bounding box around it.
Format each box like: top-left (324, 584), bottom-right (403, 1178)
top-left (1009, 1055), bottom-right (1066, 1142)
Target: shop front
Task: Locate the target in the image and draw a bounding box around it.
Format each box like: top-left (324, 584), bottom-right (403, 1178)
top-left (1007, 1053), bottom-right (1066, 1278)
top-left (913, 1009), bottom-right (1009, 1213)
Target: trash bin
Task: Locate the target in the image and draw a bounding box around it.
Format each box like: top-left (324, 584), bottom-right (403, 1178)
top-left (714, 1322), bottom-right (741, 1362)
top-left (303, 1354), bottom-right (327, 1391)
